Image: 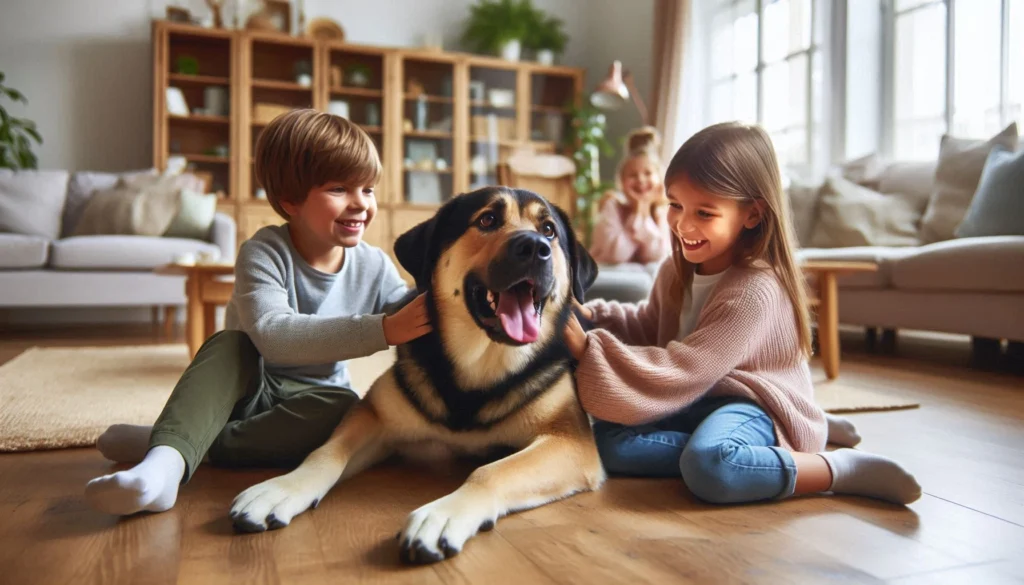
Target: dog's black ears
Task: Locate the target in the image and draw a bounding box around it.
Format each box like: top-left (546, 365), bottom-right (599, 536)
top-left (553, 205), bottom-right (598, 302)
top-left (394, 198), bottom-right (458, 291)
top-left (394, 217), bottom-right (435, 292)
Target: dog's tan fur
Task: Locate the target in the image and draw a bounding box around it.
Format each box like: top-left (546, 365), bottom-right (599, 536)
top-left (230, 189), bottom-right (604, 563)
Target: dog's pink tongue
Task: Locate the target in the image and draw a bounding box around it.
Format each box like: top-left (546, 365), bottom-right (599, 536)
top-left (497, 287), bottom-right (539, 343)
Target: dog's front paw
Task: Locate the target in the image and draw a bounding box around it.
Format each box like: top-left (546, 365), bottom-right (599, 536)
top-left (398, 492), bottom-right (499, 564)
top-left (230, 475), bottom-right (322, 533)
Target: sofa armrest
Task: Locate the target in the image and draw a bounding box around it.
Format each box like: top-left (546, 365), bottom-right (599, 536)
top-left (208, 212), bottom-right (237, 263)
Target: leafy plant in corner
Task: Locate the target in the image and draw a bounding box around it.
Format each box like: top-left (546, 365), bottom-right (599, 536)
top-left (524, 13), bottom-right (569, 56)
top-left (0, 72), bottom-right (43, 170)
top-left (565, 102), bottom-right (614, 246)
top-left (461, 0), bottom-right (535, 55)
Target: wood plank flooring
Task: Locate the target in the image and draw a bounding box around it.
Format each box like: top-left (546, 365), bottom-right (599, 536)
top-left (1, 324), bottom-right (1022, 584)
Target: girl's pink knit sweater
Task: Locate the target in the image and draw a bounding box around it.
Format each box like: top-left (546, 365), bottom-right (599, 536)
top-left (578, 260), bottom-right (827, 453)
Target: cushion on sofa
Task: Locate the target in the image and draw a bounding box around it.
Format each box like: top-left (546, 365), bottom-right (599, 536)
top-left (0, 233), bottom-right (49, 269)
top-left (63, 168), bottom-right (157, 237)
top-left (919, 123), bottom-right (1019, 244)
top-left (49, 235), bottom-right (221, 270)
top-left (955, 147), bottom-right (1024, 238)
top-left (807, 176), bottom-right (923, 249)
top-left (797, 246), bottom-right (915, 289)
top-left (876, 160), bottom-right (937, 209)
top-left (0, 169), bottom-right (69, 239)
top-left (890, 236), bottom-right (1024, 293)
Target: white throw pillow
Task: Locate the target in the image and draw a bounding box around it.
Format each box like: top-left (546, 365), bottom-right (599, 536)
top-left (0, 170), bottom-right (69, 240)
top-left (808, 176), bottom-right (923, 248)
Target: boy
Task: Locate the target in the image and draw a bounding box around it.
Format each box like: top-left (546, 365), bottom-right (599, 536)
top-left (85, 109), bottom-right (430, 516)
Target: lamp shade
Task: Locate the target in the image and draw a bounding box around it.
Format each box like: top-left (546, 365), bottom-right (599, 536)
top-left (590, 60), bottom-right (630, 110)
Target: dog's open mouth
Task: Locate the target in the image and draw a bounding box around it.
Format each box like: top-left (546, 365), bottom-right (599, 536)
top-left (466, 274), bottom-right (544, 345)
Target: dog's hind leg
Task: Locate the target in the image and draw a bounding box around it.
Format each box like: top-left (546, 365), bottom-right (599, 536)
top-left (230, 403), bottom-right (391, 532)
top-left (399, 415), bottom-right (605, 563)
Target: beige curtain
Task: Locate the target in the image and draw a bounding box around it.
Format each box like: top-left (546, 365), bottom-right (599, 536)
top-left (650, 0), bottom-right (692, 160)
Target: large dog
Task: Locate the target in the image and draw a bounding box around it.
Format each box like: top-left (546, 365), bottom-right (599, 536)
top-left (229, 186), bottom-right (605, 563)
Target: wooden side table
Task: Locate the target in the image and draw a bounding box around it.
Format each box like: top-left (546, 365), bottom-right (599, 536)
top-left (154, 263), bottom-right (235, 358)
top-left (801, 260), bottom-right (878, 380)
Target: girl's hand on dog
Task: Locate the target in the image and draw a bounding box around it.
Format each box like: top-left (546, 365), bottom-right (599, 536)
top-left (572, 299), bottom-right (594, 321)
top-left (564, 314), bottom-right (589, 359)
top-left (383, 293), bottom-right (432, 345)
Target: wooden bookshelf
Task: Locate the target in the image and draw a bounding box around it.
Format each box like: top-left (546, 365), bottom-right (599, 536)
top-left (152, 20), bottom-right (584, 278)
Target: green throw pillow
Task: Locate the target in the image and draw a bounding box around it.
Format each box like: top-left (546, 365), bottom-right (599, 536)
top-left (163, 189), bottom-right (218, 240)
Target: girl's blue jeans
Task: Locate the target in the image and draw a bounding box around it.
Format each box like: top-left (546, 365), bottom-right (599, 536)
top-left (592, 397), bottom-right (798, 503)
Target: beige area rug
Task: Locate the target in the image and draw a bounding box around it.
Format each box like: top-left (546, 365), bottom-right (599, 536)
top-left (0, 345), bottom-right (918, 453)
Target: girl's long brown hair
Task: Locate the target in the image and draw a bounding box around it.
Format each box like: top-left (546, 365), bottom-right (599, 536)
top-left (664, 122), bottom-right (812, 356)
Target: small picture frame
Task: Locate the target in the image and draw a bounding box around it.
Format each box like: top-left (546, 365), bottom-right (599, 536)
top-left (407, 171), bottom-right (443, 204)
top-left (406, 140), bottom-right (438, 166)
top-left (166, 87), bottom-right (190, 116)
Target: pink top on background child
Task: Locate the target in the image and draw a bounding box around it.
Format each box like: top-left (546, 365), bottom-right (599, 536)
top-left (589, 196), bottom-right (672, 264)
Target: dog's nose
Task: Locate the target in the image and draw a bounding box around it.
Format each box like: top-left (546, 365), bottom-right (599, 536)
top-left (510, 232), bottom-right (552, 263)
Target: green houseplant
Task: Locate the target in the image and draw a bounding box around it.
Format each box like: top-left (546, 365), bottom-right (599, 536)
top-left (565, 102), bottom-right (614, 246)
top-left (0, 72), bottom-right (43, 170)
top-left (461, 0), bottom-right (536, 61)
top-left (524, 13), bottom-right (569, 65)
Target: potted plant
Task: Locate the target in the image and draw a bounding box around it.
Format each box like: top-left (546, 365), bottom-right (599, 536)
top-left (461, 0), bottom-right (534, 61)
top-left (525, 13), bottom-right (569, 65)
top-left (0, 72), bottom-right (43, 170)
top-left (565, 102), bottom-right (615, 246)
top-left (344, 63), bottom-right (372, 88)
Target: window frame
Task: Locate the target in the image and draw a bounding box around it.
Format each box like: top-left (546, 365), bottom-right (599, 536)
top-left (703, 0), bottom-right (824, 172)
top-left (882, 0), bottom-right (1018, 158)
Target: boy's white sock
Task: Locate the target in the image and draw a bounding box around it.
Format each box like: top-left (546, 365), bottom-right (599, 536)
top-left (85, 445), bottom-right (186, 515)
top-left (96, 424), bottom-right (153, 463)
top-left (825, 413), bottom-right (861, 447)
top-left (820, 448), bottom-right (922, 504)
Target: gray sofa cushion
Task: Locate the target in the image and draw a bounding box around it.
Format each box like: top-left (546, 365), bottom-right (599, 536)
top-left (0, 170), bottom-right (69, 239)
top-left (588, 264), bottom-right (657, 303)
top-left (63, 168), bottom-right (157, 237)
top-left (956, 147), bottom-right (1024, 238)
top-left (891, 236), bottom-right (1024, 293)
top-left (920, 124), bottom-right (1019, 244)
top-left (0, 233), bottom-right (49, 268)
top-left (798, 246), bottom-right (916, 289)
top-left (50, 235), bottom-right (221, 270)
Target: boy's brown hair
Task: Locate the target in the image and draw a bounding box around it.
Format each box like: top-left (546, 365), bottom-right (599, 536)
top-left (254, 108), bottom-right (382, 220)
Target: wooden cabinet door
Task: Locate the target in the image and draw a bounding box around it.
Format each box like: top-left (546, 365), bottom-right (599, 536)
top-left (238, 205), bottom-right (284, 244)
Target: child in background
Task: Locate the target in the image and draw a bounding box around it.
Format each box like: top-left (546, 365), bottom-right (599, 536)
top-left (566, 122), bottom-right (920, 505)
top-left (589, 126), bottom-right (673, 266)
top-left (84, 110), bottom-right (430, 516)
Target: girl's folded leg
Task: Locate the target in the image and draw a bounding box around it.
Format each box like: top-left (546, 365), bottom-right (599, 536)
top-left (678, 402), bottom-right (797, 503)
top-left (592, 420), bottom-right (691, 478)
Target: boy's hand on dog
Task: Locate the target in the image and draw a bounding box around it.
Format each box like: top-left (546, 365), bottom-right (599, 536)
top-left (564, 314), bottom-right (589, 360)
top-left (383, 293), bottom-right (432, 345)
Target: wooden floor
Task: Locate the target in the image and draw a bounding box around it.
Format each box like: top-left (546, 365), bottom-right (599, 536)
top-left (1, 324), bottom-right (1022, 584)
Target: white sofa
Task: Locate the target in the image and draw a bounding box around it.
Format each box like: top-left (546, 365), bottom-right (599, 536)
top-left (0, 169), bottom-right (235, 311)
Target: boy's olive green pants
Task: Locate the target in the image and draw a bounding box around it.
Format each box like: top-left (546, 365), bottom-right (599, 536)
top-left (149, 330), bottom-right (359, 482)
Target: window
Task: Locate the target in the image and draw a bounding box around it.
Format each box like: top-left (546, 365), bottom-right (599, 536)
top-left (889, 0), bottom-right (1022, 160)
top-left (705, 0), bottom-right (824, 170)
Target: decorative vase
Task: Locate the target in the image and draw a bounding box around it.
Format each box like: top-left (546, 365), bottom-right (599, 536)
top-left (537, 49), bottom-right (555, 66)
top-left (500, 39), bottom-right (521, 61)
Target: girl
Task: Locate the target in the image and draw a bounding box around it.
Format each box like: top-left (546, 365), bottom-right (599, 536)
top-left (565, 122), bottom-right (920, 505)
top-left (589, 126), bottom-right (673, 266)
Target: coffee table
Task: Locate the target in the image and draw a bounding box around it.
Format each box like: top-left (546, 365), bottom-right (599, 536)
top-left (801, 260), bottom-right (878, 380)
top-left (154, 263), bottom-right (235, 358)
